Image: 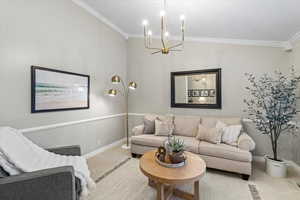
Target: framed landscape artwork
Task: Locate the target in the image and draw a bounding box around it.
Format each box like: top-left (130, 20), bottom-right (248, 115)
top-left (31, 66), bottom-right (90, 113)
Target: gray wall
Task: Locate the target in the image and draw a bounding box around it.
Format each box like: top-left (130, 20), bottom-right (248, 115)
top-left (127, 38), bottom-right (300, 164)
top-left (0, 0), bottom-right (127, 154)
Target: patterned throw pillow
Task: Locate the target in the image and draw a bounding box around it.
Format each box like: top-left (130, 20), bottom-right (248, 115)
top-left (154, 118), bottom-right (174, 136)
top-left (143, 118), bottom-right (155, 134)
top-left (196, 124), bottom-right (223, 144)
top-left (216, 121), bottom-right (242, 146)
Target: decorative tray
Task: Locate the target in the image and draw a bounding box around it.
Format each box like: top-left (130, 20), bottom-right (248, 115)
top-left (155, 154), bottom-right (186, 168)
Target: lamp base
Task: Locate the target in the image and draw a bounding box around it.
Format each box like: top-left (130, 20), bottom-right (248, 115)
top-left (122, 144), bottom-right (131, 150)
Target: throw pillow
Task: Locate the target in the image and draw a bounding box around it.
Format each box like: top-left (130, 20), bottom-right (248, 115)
top-left (216, 121), bottom-right (242, 146)
top-left (143, 118), bottom-right (155, 134)
top-left (196, 124), bottom-right (222, 144)
top-left (154, 118), bottom-right (174, 136)
top-left (222, 125), bottom-right (242, 146)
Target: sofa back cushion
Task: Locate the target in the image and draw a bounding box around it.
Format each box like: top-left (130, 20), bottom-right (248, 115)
top-left (173, 115), bottom-right (201, 137)
top-left (201, 117), bottom-right (242, 128)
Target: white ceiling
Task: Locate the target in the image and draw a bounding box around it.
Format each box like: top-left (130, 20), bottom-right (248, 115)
top-left (82, 0), bottom-right (300, 42)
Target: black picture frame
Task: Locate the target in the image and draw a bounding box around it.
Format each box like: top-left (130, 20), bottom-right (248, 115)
top-left (171, 68), bottom-right (222, 109)
top-left (31, 66), bottom-right (90, 113)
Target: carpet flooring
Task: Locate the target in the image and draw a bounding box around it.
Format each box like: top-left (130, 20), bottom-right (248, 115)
top-left (87, 145), bottom-right (300, 200)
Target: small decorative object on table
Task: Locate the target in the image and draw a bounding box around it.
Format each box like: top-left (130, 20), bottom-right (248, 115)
top-left (156, 146), bottom-right (167, 162)
top-left (155, 136), bottom-right (186, 168)
top-left (166, 136), bottom-right (186, 164)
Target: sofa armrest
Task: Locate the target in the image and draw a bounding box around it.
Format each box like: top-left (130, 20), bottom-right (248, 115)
top-left (132, 125), bottom-right (144, 136)
top-left (47, 145), bottom-right (81, 156)
top-left (238, 133), bottom-right (256, 151)
top-left (0, 166), bottom-right (76, 200)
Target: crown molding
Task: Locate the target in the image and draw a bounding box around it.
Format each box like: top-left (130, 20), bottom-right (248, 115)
top-left (72, 0), bottom-right (300, 49)
top-left (128, 34), bottom-right (284, 48)
top-left (71, 0), bottom-right (128, 39)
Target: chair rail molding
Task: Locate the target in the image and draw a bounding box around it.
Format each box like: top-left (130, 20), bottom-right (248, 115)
top-left (20, 113), bottom-right (126, 133)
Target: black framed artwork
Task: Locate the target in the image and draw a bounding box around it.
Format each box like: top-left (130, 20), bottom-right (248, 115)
top-left (171, 68), bottom-right (222, 109)
top-left (31, 66), bottom-right (90, 113)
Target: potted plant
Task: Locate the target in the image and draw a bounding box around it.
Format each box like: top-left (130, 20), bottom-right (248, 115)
top-left (166, 136), bottom-right (185, 164)
top-left (244, 68), bottom-right (299, 177)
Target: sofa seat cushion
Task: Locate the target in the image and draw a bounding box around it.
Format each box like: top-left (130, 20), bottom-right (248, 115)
top-left (131, 135), bottom-right (168, 147)
top-left (199, 141), bottom-right (252, 162)
top-left (174, 115), bottom-right (201, 137)
top-left (175, 136), bottom-right (200, 154)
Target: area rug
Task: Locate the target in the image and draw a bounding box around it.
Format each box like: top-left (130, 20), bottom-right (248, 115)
top-left (88, 158), bottom-right (255, 200)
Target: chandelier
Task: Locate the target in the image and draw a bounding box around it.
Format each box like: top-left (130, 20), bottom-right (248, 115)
top-left (142, 0), bottom-right (185, 55)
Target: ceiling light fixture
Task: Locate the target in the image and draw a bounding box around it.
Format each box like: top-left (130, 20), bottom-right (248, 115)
top-left (142, 0), bottom-right (185, 55)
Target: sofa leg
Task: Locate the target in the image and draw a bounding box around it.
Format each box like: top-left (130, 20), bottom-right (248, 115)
top-left (241, 174), bottom-right (250, 181)
top-left (131, 153), bottom-right (138, 158)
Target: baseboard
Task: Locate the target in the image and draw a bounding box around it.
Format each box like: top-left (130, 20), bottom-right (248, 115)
top-left (287, 160), bottom-right (300, 176)
top-left (253, 156), bottom-right (300, 176)
top-left (84, 138), bottom-right (126, 159)
top-left (253, 156), bottom-right (265, 162)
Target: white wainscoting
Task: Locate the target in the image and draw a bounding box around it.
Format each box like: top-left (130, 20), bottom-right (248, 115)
top-left (20, 113), bottom-right (126, 133)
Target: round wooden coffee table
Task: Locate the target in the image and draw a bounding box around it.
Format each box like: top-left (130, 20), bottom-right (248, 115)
top-left (140, 150), bottom-right (206, 200)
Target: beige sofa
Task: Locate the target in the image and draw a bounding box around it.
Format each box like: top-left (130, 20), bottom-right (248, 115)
top-left (131, 115), bottom-right (256, 180)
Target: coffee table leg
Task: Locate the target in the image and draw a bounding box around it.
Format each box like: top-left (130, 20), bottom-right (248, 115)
top-left (194, 180), bottom-right (200, 200)
top-left (157, 183), bottom-right (165, 200)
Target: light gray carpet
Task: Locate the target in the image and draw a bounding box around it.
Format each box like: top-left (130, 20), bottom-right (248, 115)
top-left (87, 146), bottom-right (300, 200)
top-left (88, 158), bottom-right (253, 200)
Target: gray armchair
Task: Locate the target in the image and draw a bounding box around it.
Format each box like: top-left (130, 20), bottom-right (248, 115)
top-left (0, 145), bottom-right (82, 200)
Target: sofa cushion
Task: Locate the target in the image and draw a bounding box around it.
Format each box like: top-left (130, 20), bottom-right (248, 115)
top-left (154, 119), bottom-right (173, 136)
top-left (201, 117), bottom-right (241, 128)
top-left (175, 136), bottom-right (200, 154)
top-left (173, 115), bottom-right (201, 137)
top-left (131, 135), bottom-right (168, 147)
top-left (143, 114), bottom-right (173, 134)
top-left (199, 141), bottom-right (252, 162)
top-left (196, 124), bottom-right (222, 144)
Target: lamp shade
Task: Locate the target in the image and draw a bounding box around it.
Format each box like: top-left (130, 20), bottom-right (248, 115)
top-left (107, 89), bottom-right (117, 96)
top-left (128, 82), bottom-right (137, 90)
top-left (111, 75), bottom-right (121, 84)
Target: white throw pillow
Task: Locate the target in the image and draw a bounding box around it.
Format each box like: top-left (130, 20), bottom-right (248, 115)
top-left (216, 121), bottom-right (242, 146)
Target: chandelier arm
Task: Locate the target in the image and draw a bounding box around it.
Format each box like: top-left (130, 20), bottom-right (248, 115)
top-left (169, 49), bottom-right (183, 52)
top-left (169, 42), bottom-right (183, 50)
top-left (146, 47), bottom-right (161, 50)
top-left (152, 50), bottom-right (162, 54)
top-left (161, 20), bottom-right (166, 49)
top-left (143, 26), bottom-right (148, 48)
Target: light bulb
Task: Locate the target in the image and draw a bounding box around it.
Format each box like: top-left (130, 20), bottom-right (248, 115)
top-left (180, 15), bottom-right (185, 21)
top-left (142, 20), bottom-right (148, 26)
top-left (164, 32), bottom-right (169, 37)
top-left (147, 30), bottom-right (152, 36)
top-left (160, 10), bottom-right (166, 17)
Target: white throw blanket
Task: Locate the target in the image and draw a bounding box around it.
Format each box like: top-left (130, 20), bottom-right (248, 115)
top-left (0, 127), bottom-right (95, 198)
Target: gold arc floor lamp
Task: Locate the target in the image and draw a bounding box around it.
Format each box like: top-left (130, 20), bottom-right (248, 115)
top-left (107, 75), bottom-right (137, 149)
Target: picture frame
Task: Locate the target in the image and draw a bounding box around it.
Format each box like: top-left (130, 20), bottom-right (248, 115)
top-left (31, 66), bottom-right (90, 113)
top-left (171, 68), bottom-right (222, 109)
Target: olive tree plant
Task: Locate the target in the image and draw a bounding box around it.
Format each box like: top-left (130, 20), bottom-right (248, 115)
top-left (244, 68), bottom-right (300, 161)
